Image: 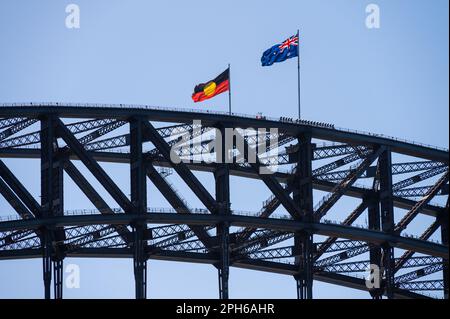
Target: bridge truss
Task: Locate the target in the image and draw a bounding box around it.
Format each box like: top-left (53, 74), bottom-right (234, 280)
top-left (0, 103), bottom-right (448, 299)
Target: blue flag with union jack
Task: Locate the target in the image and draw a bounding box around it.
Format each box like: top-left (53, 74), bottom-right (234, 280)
top-left (261, 33), bottom-right (299, 67)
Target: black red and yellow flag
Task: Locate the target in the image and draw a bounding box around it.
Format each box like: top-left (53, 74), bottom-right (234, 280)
top-left (192, 68), bottom-right (230, 103)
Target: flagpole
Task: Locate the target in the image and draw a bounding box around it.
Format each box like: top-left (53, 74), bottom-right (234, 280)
top-left (297, 29), bottom-right (301, 119)
top-left (228, 63), bottom-right (232, 115)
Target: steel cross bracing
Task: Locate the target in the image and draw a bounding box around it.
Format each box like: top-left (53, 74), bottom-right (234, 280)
top-left (318, 256), bottom-right (442, 273)
top-left (398, 280), bottom-right (444, 291)
top-left (0, 107), bottom-right (448, 300)
top-left (314, 161), bottom-right (447, 183)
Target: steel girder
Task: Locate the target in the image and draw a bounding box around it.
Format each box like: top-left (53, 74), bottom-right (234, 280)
top-left (39, 115), bottom-right (66, 299)
top-left (292, 134), bottom-right (314, 299)
top-left (214, 126), bottom-right (231, 299)
top-left (130, 118), bottom-right (148, 299)
top-left (1, 213), bottom-right (446, 257)
top-left (0, 107), bottom-right (448, 300)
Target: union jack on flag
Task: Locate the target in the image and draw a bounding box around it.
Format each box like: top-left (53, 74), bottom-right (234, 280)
top-left (261, 33), bottom-right (299, 67)
top-left (279, 35), bottom-right (299, 52)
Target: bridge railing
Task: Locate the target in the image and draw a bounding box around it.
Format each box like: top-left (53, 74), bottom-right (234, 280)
top-left (1, 102), bottom-right (448, 153)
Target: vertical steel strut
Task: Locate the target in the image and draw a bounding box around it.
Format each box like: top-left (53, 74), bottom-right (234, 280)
top-left (368, 196), bottom-right (382, 299)
top-left (215, 125), bottom-right (230, 299)
top-left (130, 118), bottom-right (148, 299)
top-left (40, 115), bottom-right (65, 299)
top-left (380, 149), bottom-right (395, 299)
top-left (293, 133), bottom-right (314, 299)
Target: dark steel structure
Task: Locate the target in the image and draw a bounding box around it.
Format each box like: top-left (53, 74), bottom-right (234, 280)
top-left (0, 103), bottom-right (448, 299)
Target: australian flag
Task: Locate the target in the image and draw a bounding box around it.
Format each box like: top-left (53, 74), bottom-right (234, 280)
top-left (261, 33), bottom-right (299, 67)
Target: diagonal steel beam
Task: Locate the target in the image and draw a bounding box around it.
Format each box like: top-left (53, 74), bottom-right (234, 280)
top-left (0, 160), bottom-right (42, 252)
top-left (394, 220), bottom-right (440, 274)
top-left (314, 147), bottom-right (384, 221)
top-left (314, 200), bottom-right (369, 261)
top-left (236, 182), bottom-right (295, 243)
top-left (0, 159), bottom-right (42, 217)
top-left (56, 118), bottom-right (134, 212)
top-left (63, 160), bottom-right (131, 244)
top-left (395, 171), bottom-right (449, 233)
top-left (0, 178), bottom-right (34, 220)
top-left (142, 120), bottom-right (218, 214)
top-left (236, 131), bottom-right (302, 219)
top-left (146, 163), bottom-right (213, 248)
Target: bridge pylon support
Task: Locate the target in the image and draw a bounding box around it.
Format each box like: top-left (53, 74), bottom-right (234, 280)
top-left (379, 149), bottom-right (395, 299)
top-left (294, 232), bottom-right (313, 299)
top-left (133, 224), bottom-right (147, 299)
top-left (293, 133), bottom-right (314, 299)
top-left (41, 231), bottom-right (52, 299)
top-left (368, 196), bottom-right (383, 299)
top-left (130, 118), bottom-right (148, 299)
top-left (215, 125), bottom-right (231, 300)
top-left (217, 220), bottom-right (230, 300)
top-left (40, 115), bottom-right (65, 299)
top-left (53, 258), bottom-right (64, 299)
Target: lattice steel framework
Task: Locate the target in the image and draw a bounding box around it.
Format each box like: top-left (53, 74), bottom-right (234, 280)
top-left (0, 103), bottom-right (448, 299)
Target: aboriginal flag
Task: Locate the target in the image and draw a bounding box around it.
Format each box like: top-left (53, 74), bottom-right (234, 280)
top-left (192, 68), bottom-right (230, 103)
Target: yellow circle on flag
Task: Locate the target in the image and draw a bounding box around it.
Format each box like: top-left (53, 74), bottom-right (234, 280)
top-left (203, 81), bottom-right (217, 96)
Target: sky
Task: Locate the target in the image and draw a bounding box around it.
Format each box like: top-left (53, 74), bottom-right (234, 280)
top-left (0, 0), bottom-right (448, 299)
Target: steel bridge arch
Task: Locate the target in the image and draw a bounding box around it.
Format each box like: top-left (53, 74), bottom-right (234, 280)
top-left (0, 103), bottom-right (448, 299)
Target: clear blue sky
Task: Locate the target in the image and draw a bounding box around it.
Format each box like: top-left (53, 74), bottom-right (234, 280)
top-left (0, 0), bottom-right (448, 298)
